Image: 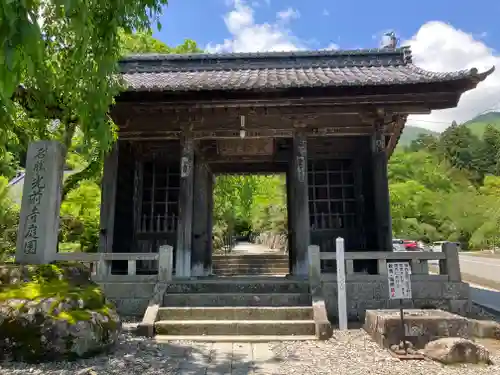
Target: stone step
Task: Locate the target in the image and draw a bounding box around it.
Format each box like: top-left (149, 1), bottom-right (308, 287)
top-left (155, 335), bottom-right (316, 342)
top-left (157, 306), bottom-right (313, 321)
top-left (212, 264), bottom-right (289, 270)
top-left (212, 254), bottom-right (288, 261)
top-left (163, 279), bottom-right (309, 294)
top-left (212, 259), bottom-right (289, 266)
top-left (213, 262), bottom-right (288, 267)
top-left (213, 269), bottom-right (289, 276)
top-left (163, 293), bottom-right (312, 307)
top-left (154, 320), bottom-right (316, 336)
top-left (212, 266), bottom-right (288, 271)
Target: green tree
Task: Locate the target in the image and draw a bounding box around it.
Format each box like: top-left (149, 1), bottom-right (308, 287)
top-left (478, 124), bottom-right (500, 175)
top-left (0, 177), bottom-right (19, 260)
top-left (438, 122), bottom-right (483, 182)
top-left (1, 0), bottom-right (169, 155)
top-left (407, 133), bottom-right (439, 153)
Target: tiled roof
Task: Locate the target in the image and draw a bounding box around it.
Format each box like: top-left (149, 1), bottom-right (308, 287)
top-left (119, 47), bottom-right (494, 92)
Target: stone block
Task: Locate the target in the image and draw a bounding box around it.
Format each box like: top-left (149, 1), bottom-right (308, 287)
top-left (442, 282), bottom-right (470, 299)
top-left (137, 304), bottom-right (160, 338)
top-left (411, 281), bottom-right (444, 299)
top-left (449, 299), bottom-right (471, 315)
top-left (99, 282), bottom-right (155, 299)
top-left (110, 298), bottom-right (150, 317)
top-left (312, 297), bottom-right (333, 340)
top-left (16, 141), bottom-right (64, 264)
top-left (364, 309), bottom-right (473, 349)
top-left (469, 319), bottom-right (500, 339)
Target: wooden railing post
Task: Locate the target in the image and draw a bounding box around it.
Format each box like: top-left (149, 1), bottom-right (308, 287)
top-left (307, 245), bottom-right (321, 294)
top-left (97, 254), bottom-right (110, 279)
top-left (440, 242), bottom-right (461, 281)
top-left (127, 260), bottom-right (137, 276)
top-left (158, 245), bottom-right (174, 282)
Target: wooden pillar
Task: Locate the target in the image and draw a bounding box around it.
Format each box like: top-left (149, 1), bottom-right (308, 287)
top-left (99, 143), bottom-right (119, 253)
top-left (192, 156), bottom-right (210, 276)
top-left (372, 120), bottom-right (393, 251)
top-left (205, 171), bottom-right (214, 275)
top-left (291, 130), bottom-right (310, 276)
top-left (286, 164), bottom-right (294, 274)
top-left (176, 131), bottom-right (194, 277)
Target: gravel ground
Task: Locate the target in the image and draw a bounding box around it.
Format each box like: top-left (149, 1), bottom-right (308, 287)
top-left (0, 328), bottom-right (499, 375)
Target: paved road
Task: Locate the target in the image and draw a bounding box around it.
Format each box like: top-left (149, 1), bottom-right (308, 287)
top-left (459, 254), bottom-right (500, 284)
top-left (459, 254), bottom-right (500, 312)
top-left (232, 241), bottom-right (284, 255)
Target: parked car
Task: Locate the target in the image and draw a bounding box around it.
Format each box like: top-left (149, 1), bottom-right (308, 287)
top-left (392, 238), bottom-right (406, 252)
top-left (403, 240), bottom-right (419, 251)
top-left (431, 241), bottom-right (461, 252)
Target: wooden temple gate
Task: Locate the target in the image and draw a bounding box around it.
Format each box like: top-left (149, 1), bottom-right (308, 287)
top-left (98, 48), bottom-right (492, 278)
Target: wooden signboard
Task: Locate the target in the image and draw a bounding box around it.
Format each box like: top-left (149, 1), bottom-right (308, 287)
top-left (217, 139), bottom-right (274, 156)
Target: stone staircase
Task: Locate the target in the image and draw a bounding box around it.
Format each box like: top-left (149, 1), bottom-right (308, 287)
top-left (212, 253), bottom-right (289, 276)
top-left (153, 277), bottom-right (317, 341)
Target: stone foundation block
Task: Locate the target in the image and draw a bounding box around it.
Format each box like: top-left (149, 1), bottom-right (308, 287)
top-left (364, 309), bottom-right (473, 349)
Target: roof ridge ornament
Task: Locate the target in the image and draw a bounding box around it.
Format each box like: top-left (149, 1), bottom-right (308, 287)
top-left (381, 31), bottom-right (398, 50)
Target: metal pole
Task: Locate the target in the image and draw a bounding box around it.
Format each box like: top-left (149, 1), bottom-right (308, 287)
top-left (399, 299), bottom-right (407, 354)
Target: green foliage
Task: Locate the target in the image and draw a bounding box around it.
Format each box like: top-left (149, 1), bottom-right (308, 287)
top-left (60, 181), bottom-right (101, 252)
top-left (120, 31), bottom-right (202, 54)
top-left (390, 122), bottom-right (500, 249)
top-left (1, 0), bottom-right (170, 155)
top-left (398, 126), bottom-right (439, 148)
top-left (0, 177), bottom-right (19, 260)
top-left (463, 111), bottom-right (500, 138)
top-left (212, 174), bottom-right (287, 250)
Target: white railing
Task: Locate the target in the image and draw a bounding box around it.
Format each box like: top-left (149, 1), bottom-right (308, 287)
top-left (53, 245), bottom-right (174, 282)
top-left (308, 240), bottom-right (461, 282)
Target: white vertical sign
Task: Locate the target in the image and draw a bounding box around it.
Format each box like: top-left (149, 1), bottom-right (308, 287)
top-left (336, 237), bottom-right (348, 330)
top-left (387, 262), bottom-right (412, 299)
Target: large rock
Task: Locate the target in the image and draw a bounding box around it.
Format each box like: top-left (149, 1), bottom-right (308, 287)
top-left (423, 337), bottom-right (493, 365)
top-left (0, 263), bottom-right (121, 362)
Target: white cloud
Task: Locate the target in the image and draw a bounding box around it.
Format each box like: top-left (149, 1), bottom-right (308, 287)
top-left (322, 43), bottom-right (339, 50)
top-left (277, 7), bottom-right (300, 23)
top-left (405, 21), bottom-right (499, 131)
top-left (206, 0), bottom-right (302, 53)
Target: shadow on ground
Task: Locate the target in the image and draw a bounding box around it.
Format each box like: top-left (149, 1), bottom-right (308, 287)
top-left (0, 333), bottom-right (298, 374)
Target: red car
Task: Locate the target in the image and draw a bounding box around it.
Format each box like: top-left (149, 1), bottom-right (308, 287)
top-left (403, 240), bottom-right (418, 251)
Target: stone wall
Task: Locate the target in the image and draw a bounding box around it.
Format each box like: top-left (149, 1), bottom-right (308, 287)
top-left (99, 282), bottom-right (156, 317)
top-left (254, 232), bottom-right (288, 252)
top-left (322, 278), bottom-right (470, 322)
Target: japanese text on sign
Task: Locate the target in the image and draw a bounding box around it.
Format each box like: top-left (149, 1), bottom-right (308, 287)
top-left (387, 262), bottom-right (412, 300)
top-left (23, 145), bottom-right (48, 254)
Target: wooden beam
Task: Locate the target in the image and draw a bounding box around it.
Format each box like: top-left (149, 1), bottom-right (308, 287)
top-left (119, 126), bottom-right (392, 141)
top-left (99, 143), bottom-right (119, 253)
top-left (386, 115), bottom-right (408, 157)
top-left (115, 91), bottom-right (456, 111)
top-left (175, 130), bottom-right (195, 277)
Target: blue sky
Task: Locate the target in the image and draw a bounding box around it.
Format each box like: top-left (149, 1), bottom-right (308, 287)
top-left (151, 0), bottom-right (500, 131)
top-left (154, 0), bottom-right (500, 51)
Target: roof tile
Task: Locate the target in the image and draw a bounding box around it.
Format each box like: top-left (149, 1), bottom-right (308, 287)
top-left (119, 47), bottom-right (492, 92)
